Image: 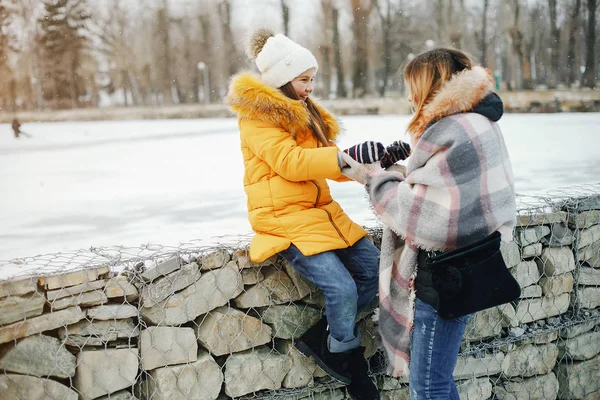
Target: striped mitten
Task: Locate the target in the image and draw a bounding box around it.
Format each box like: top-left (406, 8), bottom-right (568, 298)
top-left (342, 141), bottom-right (386, 164)
top-left (381, 140), bottom-right (411, 168)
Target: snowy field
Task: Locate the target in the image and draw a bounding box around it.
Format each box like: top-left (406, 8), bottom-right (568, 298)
top-left (1, 113), bottom-right (599, 261)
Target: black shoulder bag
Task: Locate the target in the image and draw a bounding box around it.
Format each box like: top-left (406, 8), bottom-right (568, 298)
top-left (427, 231), bottom-right (521, 320)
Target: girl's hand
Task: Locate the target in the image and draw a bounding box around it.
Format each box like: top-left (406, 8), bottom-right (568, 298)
top-left (342, 141), bottom-right (386, 164)
top-left (340, 152), bottom-right (381, 184)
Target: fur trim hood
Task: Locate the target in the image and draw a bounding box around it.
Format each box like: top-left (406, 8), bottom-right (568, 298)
top-left (412, 65), bottom-right (495, 140)
top-left (226, 72), bottom-right (341, 140)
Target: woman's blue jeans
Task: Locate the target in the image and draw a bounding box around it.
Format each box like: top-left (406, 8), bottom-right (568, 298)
top-left (409, 298), bottom-right (471, 399)
top-left (279, 237), bottom-right (379, 353)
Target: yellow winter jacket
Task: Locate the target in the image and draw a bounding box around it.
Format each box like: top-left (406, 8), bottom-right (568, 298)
top-left (226, 73), bottom-right (367, 262)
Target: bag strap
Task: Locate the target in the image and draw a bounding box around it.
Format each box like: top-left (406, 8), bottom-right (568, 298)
top-left (427, 231), bottom-right (501, 264)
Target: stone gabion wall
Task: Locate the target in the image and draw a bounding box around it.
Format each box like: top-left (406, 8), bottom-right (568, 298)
top-left (0, 194), bottom-right (599, 400)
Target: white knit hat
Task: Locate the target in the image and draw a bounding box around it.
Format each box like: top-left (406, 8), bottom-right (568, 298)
top-left (255, 34), bottom-right (318, 88)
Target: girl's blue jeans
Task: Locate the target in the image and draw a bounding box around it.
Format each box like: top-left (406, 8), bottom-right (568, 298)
top-left (279, 237), bottom-right (380, 353)
top-left (409, 298), bottom-right (471, 399)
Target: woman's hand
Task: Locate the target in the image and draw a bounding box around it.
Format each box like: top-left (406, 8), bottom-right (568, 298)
top-left (381, 140), bottom-right (411, 169)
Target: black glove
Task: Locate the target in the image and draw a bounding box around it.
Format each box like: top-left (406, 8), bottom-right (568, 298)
top-left (342, 141), bottom-right (386, 164)
top-left (380, 140), bottom-right (411, 169)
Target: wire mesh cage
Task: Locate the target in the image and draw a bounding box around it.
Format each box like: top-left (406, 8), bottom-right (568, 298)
top-left (0, 183), bottom-right (599, 400)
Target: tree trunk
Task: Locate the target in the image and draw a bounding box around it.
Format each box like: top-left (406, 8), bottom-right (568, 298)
top-left (435, 0), bottom-right (446, 45)
top-left (351, 0), bottom-right (374, 98)
top-left (319, 0), bottom-right (333, 98)
top-left (281, 0), bottom-right (289, 36)
top-left (70, 49), bottom-right (79, 108)
top-left (522, 41), bottom-right (533, 90)
top-left (121, 69), bottom-right (129, 106)
top-left (376, 0), bottom-right (392, 97)
top-left (547, 0), bottom-right (560, 88)
top-left (582, 0), bottom-right (597, 88)
top-left (510, 0), bottom-right (533, 90)
top-left (142, 64), bottom-right (153, 105)
top-left (179, 20), bottom-right (193, 103)
top-left (449, 0), bottom-right (464, 48)
top-left (9, 78), bottom-right (16, 112)
top-left (90, 73), bottom-right (99, 107)
top-left (319, 46), bottom-right (332, 98)
top-left (567, 0), bottom-right (582, 87)
top-left (34, 44), bottom-right (44, 109)
top-left (199, 14), bottom-right (214, 102)
top-left (219, 0), bottom-right (239, 77)
top-left (157, 3), bottom-right (172, 105)
top-left (332, 7), bottom-right (347, 98)
top-left (480, 0), bottom-right (489, 67)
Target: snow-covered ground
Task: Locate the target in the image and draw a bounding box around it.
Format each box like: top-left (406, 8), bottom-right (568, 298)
top-left (1, 113), bottom-right (599, 261)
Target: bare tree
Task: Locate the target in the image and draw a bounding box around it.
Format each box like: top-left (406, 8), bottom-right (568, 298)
top-left (14, 0), bottom-right (44, 109)
top-left (171, 17), bottom-right (194, 104)
top-left (509, 0), bottom-right (533, 89)
top-left (567, 0), bottom-right (582, 86)
top-left (448, 0), bottom-right (465, 48)
top-left (219, 0), bottom-right (240, 77)
top-left (281, 0), bottom-right (289, 36)
top-left (435, 0), bottom-right (447, 45)
top-left (156, 0), bottom-right (173, 105)
top-left (198, 13), bottom-right (215, 102)
top-left (480, 0), bottom-right (490, 67)
top-left (319, 0), bottom-right (334, 98)
top-left (351, 0), bottom-right (375, 98)
top-left (332, 6), bottom-right (347, 98)
top-left (581, 0), bottom-right (597, 88)
top-left (0, 2), bottom-right (10, 69)
top-left (93, 0), bottom-right (140, 106)
top-left (547, 0), bottom-right (560, 88)
top-left (375, 0), bottom-right (393, 96)
top-left (0, 1), bottom-right (14, 110)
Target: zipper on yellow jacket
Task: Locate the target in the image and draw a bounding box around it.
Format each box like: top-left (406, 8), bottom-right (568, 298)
top-left (311, 180), bottom-right (350, 247)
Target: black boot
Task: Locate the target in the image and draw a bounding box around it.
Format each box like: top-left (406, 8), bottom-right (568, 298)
top-left (295, 316), bottom-right (327, 356)
top-left (294, 316), bottom-right (352, 384)
top-left (346, 347), bottom-right (380, 400)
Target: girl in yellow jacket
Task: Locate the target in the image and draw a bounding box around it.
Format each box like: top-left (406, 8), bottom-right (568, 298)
top-left (227, 28), bottom-right (380, 400)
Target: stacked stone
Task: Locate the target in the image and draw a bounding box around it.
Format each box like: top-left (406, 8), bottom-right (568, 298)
top-left (0, 265), bottom-right (140, 400)
top-left (133, 254), bottom-right (229, 400)
top-left (214, 251), bottom-right (331, 397)
top-left (134, 248), bottom-right (376, 399)
top-left (571, 210), bottom-right (600, 310)
top-left (132, 249), bottom-right (299, 398)
top-left (446, 208), bottom-right (599, 400)
top-left (1, 207), bottom-right (598, 399)
top-left (555, 210), bottom-right (600, 400)
top-left (378, 208), bottom-right (599, 400)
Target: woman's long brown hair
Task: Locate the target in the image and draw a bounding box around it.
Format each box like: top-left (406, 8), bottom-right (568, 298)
top-left (279, 82), bottom-right (330, 147)
top-left (404, 48), bottom-right (472, 139)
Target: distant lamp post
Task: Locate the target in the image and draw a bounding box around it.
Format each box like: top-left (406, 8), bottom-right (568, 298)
top-left (197, 62), bottom-right (210, 104)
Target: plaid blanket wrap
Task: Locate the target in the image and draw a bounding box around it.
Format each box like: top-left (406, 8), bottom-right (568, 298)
top-left (366, 93), bottom-right (516, 377)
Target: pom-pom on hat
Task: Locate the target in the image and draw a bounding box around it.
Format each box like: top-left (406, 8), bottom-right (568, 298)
top-left (247, 28), bottom-right (318, 88)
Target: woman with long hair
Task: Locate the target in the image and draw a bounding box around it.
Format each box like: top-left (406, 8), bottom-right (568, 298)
top-left (340, 48), bottom-right (516, 398)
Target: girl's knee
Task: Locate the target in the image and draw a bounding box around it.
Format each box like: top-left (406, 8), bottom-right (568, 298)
top-left (333, 278), bottom-right (358, 300)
